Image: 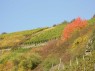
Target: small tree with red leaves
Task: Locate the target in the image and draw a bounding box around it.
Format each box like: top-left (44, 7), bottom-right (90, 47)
top-left (62, 17), bottom-right (87, 40)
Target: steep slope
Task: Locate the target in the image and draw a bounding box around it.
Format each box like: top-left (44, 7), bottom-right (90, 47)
top-left (25, 23), bottom-right (67, 45)
top-left (0, 17), bottom-right (95, 71)
top-left (0, 22), bottom-right (67, 49)
top-left (0, 27), bottom-right (48, 49)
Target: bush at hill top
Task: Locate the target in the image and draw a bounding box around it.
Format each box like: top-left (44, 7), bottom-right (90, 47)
top-left (62, 17), bottom-right (87, 40)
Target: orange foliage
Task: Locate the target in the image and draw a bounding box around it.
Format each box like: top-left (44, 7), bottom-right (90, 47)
top-left (62, 17), bottom-right (87, 40)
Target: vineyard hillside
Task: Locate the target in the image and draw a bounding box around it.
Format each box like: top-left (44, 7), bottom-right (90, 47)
top-left (0, 17), bottom-right (95, 71)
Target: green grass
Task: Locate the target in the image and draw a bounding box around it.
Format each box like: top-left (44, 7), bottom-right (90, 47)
top-left (0, 27), bottom-right (48, 39)
top-left (25, 23), bottom-right (67, 44)
top-left (0, 18), bottom-right (95, 71)
top-left (88, 17), bottom-right (95, 25)
top-left (0, 48), bottom-right (30, 64)
top-left (0, 27), bottom-right (48, 49)
top-left (0, 48), bottom-right (42, 71)
top-left (0, 23), bottom-right (67, 49)
top-left (63, 50), bottom-right (95, 71)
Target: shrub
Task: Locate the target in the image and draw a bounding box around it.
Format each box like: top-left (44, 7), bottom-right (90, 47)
top-left (53, 24), bottom-right (57, 27)
top-left (93, 14), bottom-right (95, 18)
top-left (18, 53), bottom-right (41, 70)
top-left (42, 55), bottom-right (59, 71)
top-left (62, 17), bottom-right (87, 40)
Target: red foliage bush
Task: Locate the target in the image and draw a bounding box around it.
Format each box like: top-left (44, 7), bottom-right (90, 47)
top-left (62, 17), bottom-right (87, 40)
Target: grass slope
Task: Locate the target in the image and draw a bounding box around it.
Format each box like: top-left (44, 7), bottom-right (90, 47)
top-left (0, 18), bottom-right (95, 71)
top-left (0, 23), bottom-right (67, 49)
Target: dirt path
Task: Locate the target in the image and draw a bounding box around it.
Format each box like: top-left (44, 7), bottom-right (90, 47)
top-left (0, 42), bottom-right (47, 54)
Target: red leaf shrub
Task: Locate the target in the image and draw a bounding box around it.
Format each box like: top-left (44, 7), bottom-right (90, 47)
top-left (62, 17), bottom-right (87, 40)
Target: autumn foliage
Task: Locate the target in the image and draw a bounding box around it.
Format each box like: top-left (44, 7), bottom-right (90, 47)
top-left (62, 17), bottom-right (87, 40)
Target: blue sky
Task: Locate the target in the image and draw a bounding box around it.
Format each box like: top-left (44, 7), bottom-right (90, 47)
top-left (0, 0), bottom-right (95, 33)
